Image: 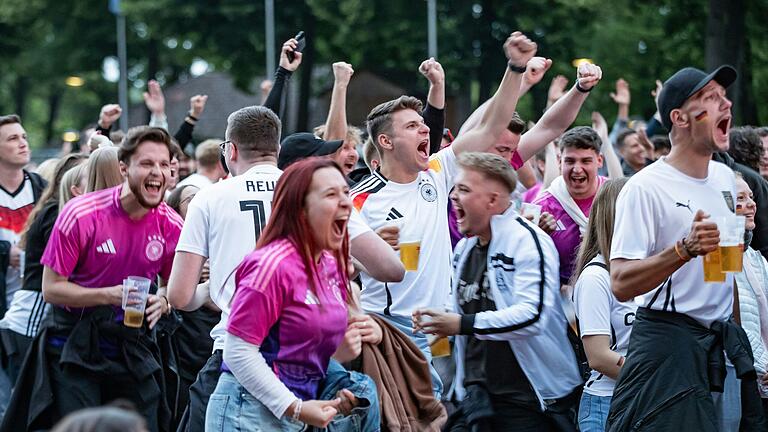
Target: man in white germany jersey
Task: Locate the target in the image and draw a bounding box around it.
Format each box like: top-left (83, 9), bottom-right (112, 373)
top-left (351, 31), bottom-right (542, 395)
top-left (606, 66), bottom-right (766, 430)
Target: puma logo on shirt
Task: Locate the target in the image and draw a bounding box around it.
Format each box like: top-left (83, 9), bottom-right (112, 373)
top-left (675, 200), bottom-right (692, 213)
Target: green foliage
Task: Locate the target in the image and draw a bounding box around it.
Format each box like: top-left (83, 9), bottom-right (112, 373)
top-left (0, 0), bottom-right (766, 147)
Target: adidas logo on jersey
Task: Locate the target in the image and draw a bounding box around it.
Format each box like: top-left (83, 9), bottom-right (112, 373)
top-left (96, 239), bottom-right (116, 254)
top-left (385, 207), bottom-right (404, 221)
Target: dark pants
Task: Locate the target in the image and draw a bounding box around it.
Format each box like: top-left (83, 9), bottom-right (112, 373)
top-left (0, 328), bottom-right (32, 385)
top-left (447, 388), bottom-right (580, 432)
top-left (48, 348), bottom-right (162, 432)
top-left (176, 350), bottom-right (222, 432)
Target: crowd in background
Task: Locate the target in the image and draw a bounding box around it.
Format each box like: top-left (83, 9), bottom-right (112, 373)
top-left (0, 29), bottom-right (767, 432)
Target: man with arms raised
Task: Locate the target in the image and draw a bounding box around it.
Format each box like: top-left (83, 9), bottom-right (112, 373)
top-left (352, 31), bottom-right (540, 395)
top-left (606, 66), bottom-right (766, 430)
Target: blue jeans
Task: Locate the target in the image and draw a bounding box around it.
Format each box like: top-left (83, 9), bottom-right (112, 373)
top-left (578, 392), bottom-right (611, 432)
top-left (205, 372), bottom-right (306, 432)
top-left (376, 314), bottom-right (443, 398)
top-left (315, 360), bottom-right (380, 432)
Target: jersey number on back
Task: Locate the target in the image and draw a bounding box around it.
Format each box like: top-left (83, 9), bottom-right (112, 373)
top-left (240, 200), bottom-right (267, 243)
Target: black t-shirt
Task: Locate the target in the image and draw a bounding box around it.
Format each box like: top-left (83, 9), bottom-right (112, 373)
top-left (22, 199), bottom-right (58, 292)
top-left (458, 242), bottom-right (538, 406)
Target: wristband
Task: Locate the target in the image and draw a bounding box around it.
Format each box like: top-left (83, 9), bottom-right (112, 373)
top-left (674, 240), bottom-right (691, 262)
top-left (187, 113), bottom-right (199, 121)
top-left (617, 356), bottom-right (625, 367)
top-left (291, 399), bottom-right (302, 421)
top-left (575, 82), bottom-right (592, 93)
top-left (159, 295), bottom-right (171, 315)
top-left (507, 61), bottom-right (527, 74)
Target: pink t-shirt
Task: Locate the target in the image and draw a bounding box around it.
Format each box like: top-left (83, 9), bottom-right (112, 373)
top-left (522, 182), bottom-right (543, 203)
top-left (228, 238), bottom-right (348, 400)
top-left (533, 176), bottom-right (607, 282)
top-left (41, 185), bottom-right (183, 318)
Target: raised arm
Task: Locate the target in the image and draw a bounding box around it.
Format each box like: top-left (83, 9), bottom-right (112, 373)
top-left (263, 38), bottom-right (303, 116)
top-left (174, 94), bottom-right (208, 148)
top-left (451, 31), bottom-right (536, 156)
top-left (592, 111), bottom-right (623, 179)
top-left (458, 56), bottom-right (551, 138)
top-left (323, 62), bottom-right (354, 141)
top-left (419, 58), bottom-right (446, 155)
top-left (516, 62), bottom-right (603, 163)
top-left (144, 79), bottom-right (168, 129)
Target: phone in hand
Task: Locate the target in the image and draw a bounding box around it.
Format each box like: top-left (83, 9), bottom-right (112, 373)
top-left (287, 31), bottom-right (305, 62)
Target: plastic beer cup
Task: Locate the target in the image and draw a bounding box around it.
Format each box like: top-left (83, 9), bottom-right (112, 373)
top-left (419, 314), bottom-right (451, 358)
top-left (719, 215), bottom-right (745, 272)
top-left (520, 203), bottom-right (542, 225)
top-left (122, 276), bottom-right (151, 328)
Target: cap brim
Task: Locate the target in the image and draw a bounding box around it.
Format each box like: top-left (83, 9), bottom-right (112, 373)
top-left (315, 139), bottom-right (344, 157)
top-left (687, 65), bottom-right (738, 99)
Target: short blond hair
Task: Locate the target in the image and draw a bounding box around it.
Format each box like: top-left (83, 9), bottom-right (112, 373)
top-left (313, 124), bottom-right (364, 147)
top-left (196, 139), bottom-right (222, 168)
top-left (457, 152), bottom-right (517, 192)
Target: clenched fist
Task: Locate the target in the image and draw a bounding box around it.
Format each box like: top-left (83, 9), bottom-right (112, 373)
top-left (332, 62), bottom-right (354, 86)
top-left (419, 57), bottom-right (445, 85)
top-left (576, 63), bottom-right (603, 91)
top-left (504, 31), bottom-right (537, 68)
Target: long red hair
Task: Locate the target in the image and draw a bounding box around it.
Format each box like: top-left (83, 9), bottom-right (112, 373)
top-left (257, 157), bottom-right (351, 299)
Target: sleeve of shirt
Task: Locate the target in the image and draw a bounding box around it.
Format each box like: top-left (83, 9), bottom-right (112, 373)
top-left (40, 214), bottom-right (83, 278)
top-left (460, 225), bottom-right (549, 340)
top-left (611, 182), bottom-right (657, 260)
top-left (347, 208), bottom-right (371, 241)
top-left (430, 146), bottom-right (458, 192)
top-left (175, 192), bottom-right (210, 257)
top-left (161, 214), bottom-right (184, 281)
top-left (227, 254), bottom-right (286, 346)
top-left (574, 268), bottom-right (612, 336)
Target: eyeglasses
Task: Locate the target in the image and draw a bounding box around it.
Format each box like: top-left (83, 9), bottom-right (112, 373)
top-left (219, 140), bottom-right (231, 154)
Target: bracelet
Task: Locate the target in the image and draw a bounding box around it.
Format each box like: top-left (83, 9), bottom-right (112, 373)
top-left (575, 82), bottom-right (592, 93)
top-left (507, 61), bottom-right (527, 74)
top-left (617, 356), bottom-right (625, 367)
top-left (291, 399), bottom-right (302, 421)
top-left (674, 240), bottom-right (691, 262)
top-left (681, 236), bottom-right (696, 257)
top-left (187, 113), bottom-right (199, 121)
top-left (159, 295), bottom-right (171, 314)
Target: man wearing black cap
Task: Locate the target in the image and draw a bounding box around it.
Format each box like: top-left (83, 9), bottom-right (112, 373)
top-left (606, 66), bottom-right (766, 430)
top-left (277, 132), bottom-right (344, 170)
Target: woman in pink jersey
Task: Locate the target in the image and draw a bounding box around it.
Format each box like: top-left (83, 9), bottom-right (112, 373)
top-left (206, 158), bottom-right (358, 430)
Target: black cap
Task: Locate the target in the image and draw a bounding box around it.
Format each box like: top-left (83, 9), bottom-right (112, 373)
top-left (278, 132), bottom-right (344, 170)
top-left (658, 65), bottom-right (737, 131)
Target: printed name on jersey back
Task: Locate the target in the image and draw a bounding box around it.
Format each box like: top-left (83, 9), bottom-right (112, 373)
top-left (245, 180), bottom-right (276, 193)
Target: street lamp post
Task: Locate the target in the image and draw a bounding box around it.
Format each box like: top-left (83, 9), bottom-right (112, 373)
top-left (265, 0), bottom-right (275, 78)
top-left (109, 0), bottom-right (129, 131)
top-left (427, 0), bottom-right (437, 58)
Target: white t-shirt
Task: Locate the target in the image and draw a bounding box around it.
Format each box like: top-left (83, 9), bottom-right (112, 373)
top-left (351, 147), bottom-right (457, 318)
top-left (176, 173), bottom-right (214, 190)
top-left (0, 176), bottom-right (37, 335)
top-left (176, 163), bottom-right (282, 351)
top-left (573, 255), bottom-right (637, 397)
top-left (611, 158), bottom-right (736, 327)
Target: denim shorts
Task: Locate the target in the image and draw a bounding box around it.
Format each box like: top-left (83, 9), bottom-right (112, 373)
top-left (205, 371), bottom-right (306, 432)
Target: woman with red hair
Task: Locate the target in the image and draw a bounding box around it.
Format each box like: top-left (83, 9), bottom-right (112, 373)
top-left (205, 158), bottom-right (357, 430)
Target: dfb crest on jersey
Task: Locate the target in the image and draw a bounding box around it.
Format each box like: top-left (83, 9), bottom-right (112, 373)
top-left (420, 182), bottom-right (437, 202)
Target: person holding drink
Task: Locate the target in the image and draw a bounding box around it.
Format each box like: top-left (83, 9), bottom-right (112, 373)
top-left (606, 66), bottom-right (766, 430)
top-left (414, 153), bottom-right (582, 430)
top-left (28, 126), bottom-right (180, 431)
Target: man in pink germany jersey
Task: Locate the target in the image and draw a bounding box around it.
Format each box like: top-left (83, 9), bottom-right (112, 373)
top-left (4, 126), bottom-right (182, 432)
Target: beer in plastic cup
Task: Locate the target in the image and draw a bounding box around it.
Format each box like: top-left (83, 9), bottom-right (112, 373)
top-left (122, 276), bottom-right (151, 328)
top-left (703, 249), bottom-right (726, 282)
top-left (520, 203), bottom-right (542, 225)
top-left (399, 241), bottom-right (421, 271)
top-left (419, 314), bottom-right (451, 358)
top-left (719, 215), bottom-right (745, 272)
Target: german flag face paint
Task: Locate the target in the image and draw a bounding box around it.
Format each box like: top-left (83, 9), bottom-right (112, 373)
top-left (694, 110), bottom-right (709, 122)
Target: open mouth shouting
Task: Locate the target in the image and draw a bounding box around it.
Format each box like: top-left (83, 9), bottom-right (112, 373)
top-left (714, 115), bottom-right (731, 144)
top-left (569, 174), bottom-right (588, 187)
top-left (417, 139), bottom-right (429, 161)
top-left (145, 178), bottom-right (164, 198)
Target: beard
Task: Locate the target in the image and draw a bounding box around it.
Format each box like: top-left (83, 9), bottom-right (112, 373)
top-left (127, 176), bottom-right (164, 209)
